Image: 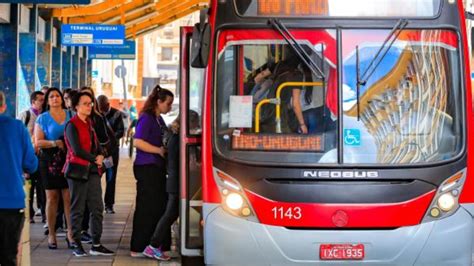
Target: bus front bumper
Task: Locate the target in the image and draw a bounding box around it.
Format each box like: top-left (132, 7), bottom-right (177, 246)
top-left (204, 204), bottom-right (473, 265)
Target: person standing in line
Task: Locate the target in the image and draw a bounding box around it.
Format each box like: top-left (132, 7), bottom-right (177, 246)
top-left (118, 101), bottom-right (130, 148)
top-left (142, 111), bottom-right (200, 260)
top-left (77, 87), bottom-right (113, 243)
top-left (41, 86), bottom-right (49, 94)
top-left (130, 85), bottom-right (173, 257)
top-left (18, 91), bottom-right (46, 223)
top-left (97, 95), bottom-right (125, 214)
top-left (64, 92), bottom-right (114, 257)
top-left (0, 91), bottom-right (38, 266)
top-left (126, 100), bottom-right (138, 145)
top-left (34, 88), bottom-right (75, 249)
top-left (63, 89), bottom-right (78, 117)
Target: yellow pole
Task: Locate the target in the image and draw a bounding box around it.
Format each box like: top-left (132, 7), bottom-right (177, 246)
top-left (255, 99), bottom-right (272, 133)
top-left (275, 82), bottom-right (323, 132)
top-left (253, 81), bottom-right (323, 133)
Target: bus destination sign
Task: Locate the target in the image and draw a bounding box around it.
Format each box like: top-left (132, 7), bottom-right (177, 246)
top-left (232, 133), bottom-right (323, 152)
top-left (257, 0), bottom-right (329, 16)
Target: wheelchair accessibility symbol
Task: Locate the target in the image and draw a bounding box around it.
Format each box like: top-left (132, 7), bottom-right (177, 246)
top-left (344, 129), bottom-right (361, 146)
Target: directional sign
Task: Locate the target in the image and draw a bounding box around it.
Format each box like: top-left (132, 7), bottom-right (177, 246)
top-left (89, 41), bottom-right (136, 60)
top-left (61, 24), bottom-right (125, 46)
top-left (115, 66), bottom-right (127, 78)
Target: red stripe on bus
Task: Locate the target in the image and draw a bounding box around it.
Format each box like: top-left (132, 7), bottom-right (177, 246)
top-left (245, 190), bottom-right (435, 228)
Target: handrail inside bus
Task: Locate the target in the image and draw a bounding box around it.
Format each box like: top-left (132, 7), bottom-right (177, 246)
top-left (254, 81), bottom-right (323, 133)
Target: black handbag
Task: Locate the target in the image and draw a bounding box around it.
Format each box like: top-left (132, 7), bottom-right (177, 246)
top-left (64, 163), bottom-right (90, 181)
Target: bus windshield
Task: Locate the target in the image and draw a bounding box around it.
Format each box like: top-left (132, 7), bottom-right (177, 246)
top-left (214, 29), bottom-right (463, 165)
top-left (342, 29), bottom-right (462, 164)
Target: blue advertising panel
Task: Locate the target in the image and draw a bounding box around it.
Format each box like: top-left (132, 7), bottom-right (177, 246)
top-left (61, 24), bottom-right (125, 46)
top-left (89, 40), bottom-right (136, 60)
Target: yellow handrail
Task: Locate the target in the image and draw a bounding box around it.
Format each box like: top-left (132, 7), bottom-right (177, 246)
top-left (254, 81), bottom-right (323, 133)
top-left (255, 99), bottom-right (272, 133)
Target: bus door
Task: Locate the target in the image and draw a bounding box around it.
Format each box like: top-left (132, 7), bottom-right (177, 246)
top-left (179, 26), bottom-right (205, 261)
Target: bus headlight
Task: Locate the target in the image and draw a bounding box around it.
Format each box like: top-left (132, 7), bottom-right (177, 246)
top-left (423, 170), bottom-right (466, 223)
top-left (225, 193), bottom-right (244, 210)
top-left (437, 193), bottom-right (456, 212)
top-left (214, 168), bottom-right (259, 222)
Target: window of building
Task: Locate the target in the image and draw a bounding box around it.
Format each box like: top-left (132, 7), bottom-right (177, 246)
top-left (161, 47), bottom-right (173, 61)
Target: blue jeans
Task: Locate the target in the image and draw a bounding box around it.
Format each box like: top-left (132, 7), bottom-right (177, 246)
top-left (303, 107), bottom-right (324, 134)
top-left (303, 107), bottom-right (337, 150)
top-left (104, 149), bottom-right (119, 208)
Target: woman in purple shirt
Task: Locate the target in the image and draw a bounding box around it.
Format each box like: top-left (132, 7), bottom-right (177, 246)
top-left (130, 85), bottom-right (173, 257)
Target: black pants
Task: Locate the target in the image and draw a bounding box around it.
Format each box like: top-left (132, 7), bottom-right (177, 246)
top-left (150, 193), bottom-right (178, 248)
top-left (29, 170), bottom-right (46, 220)
top-left (68, 174), bottom-right (104, 245)
top-left (104, 149), bottom-right (120, 208)
top-left (0, 210), bottom-right (24, 266)
top-left (82, 206), bottom-right (90, 232)
top-left (130, 164), bottom-right (170, 252)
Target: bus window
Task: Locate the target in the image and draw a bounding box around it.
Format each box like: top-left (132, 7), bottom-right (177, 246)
top-left (215, 29), bottom-right (338, 164)
top-left (342, 29), bottom-right (463, 164)
top-left (188, 41), bottom-right (205, 135)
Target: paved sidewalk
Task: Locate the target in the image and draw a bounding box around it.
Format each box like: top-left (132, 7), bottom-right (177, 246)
top-left (30, 148), bottom-right (180, 266)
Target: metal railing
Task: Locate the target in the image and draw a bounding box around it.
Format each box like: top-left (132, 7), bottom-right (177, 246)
top-left (254, 81), bottom-right (323, 133)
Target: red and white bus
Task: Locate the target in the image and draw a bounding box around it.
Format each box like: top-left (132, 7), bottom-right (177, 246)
top-left (178, 0), bottom-right (474, 264)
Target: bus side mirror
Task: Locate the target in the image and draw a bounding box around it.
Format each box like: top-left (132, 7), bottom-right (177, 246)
top-left (191, 22), bottom-right (211, 68)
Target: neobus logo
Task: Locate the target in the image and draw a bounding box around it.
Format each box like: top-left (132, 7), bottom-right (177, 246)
top-left (302, 170), bottom-right (379, 178)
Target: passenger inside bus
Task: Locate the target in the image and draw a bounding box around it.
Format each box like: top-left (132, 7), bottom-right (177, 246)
top-left (257, 47), bottom-right (303, 133)
top-left (247, 44), bottom-right (337, 151)
top-left (248, 62), bottom-right (276, 106)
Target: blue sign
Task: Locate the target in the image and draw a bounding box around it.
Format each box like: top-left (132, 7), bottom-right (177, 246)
top-left (344, 129), bottom-right (361, 146)
top-left (89, 41), bottom-right (136, 60)
top-left (61, 24), bottom-right (125, 46)
top-left (91, 70), bottom-right (99, 78)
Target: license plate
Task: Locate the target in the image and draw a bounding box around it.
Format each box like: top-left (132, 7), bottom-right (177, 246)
top-left (320, 244), bottom-right (365, 260)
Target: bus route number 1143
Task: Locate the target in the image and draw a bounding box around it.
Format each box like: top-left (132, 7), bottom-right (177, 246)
top-left (272, 206), bottom-right (302, 220)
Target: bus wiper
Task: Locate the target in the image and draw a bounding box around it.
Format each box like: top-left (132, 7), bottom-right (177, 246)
top-left (269, 19), bottom-right (325, 80)
top-left (356, 19), bottom-right (408, 120)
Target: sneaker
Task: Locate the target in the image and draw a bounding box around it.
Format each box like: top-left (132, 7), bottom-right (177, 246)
top-left (143, 245), bottom-right (170, 261)
top-left (90, 245), bottom-right (114, 256)
top-left (130, 251), bottom-right (145, 258)
top-left (81, 231), bottom-right (92, 244)
top-left (105, 206), bottom-right (115, 214)
top-left (72, 244), bottom-right (88, 257)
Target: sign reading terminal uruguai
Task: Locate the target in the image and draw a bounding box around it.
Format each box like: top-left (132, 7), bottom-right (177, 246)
top-left (257, 0), bottom-right (329, 16)
top-left (232, 134), bottom-right (323, 152)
